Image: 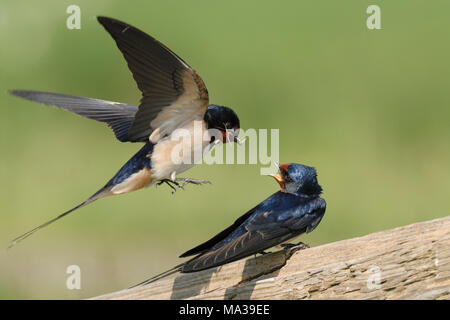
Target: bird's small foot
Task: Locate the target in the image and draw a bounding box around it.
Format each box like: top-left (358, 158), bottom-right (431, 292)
top-left (175, 178), bottom-right (211, 188)
top-left (281, 241), bottom-right (310, 252)
top-left (253, 250), bottom-right (269, 264)
top-left (156, 179), bottom-right (183, 194)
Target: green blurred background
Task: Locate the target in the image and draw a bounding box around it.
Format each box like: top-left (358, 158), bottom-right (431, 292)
top-left (1, 0), bottom-right (449, 299)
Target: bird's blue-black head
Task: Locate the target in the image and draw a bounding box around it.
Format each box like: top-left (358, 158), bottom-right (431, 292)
top-left (271, 163), bottom-right (323, 197)
top-left (204, 105), bottom-right (240, 143)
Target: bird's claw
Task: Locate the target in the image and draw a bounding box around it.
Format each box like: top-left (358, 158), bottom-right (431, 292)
top-left (156, 179), bottom-right (183, 194)
top-left (281, 241), bottom-right (310, 252)
top-left (175, 178), bottom-right (211, 188)
top-left (156, 178), bottom-right (210, 194)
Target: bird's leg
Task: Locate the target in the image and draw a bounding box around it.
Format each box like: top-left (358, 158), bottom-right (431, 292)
top-left (280, 241), bottom-right (310, 251)
top-left (253, 250), bottom-right (269, 266)
top-left (155, 171), bottom-right (187, 194)
top-left (175, 178), bottom-right (211, 188)
top-left (156, 171), bottom-right (210, 192)
top-left (156, 179), bottom-right (181, 193)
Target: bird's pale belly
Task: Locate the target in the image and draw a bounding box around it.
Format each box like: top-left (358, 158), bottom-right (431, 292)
top-left (150, 120), bottom-right (211, 181)
top-left (110, 168), bottom-right (153, 194)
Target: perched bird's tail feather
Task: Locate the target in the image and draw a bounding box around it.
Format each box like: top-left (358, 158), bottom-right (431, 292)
top-left (8, 188), bottom-right (111, 249)
top-left (130, 264), bottom-right (184, 288)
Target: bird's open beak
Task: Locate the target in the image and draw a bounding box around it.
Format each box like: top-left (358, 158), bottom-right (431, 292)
top-left (223, 128), bottom-right (245, 145)
top-left (269, 173), bottom-right (284, 189)
top-left (267, 162), bottom-right (285, 190)
top-left (221, 130), bottom-right (231, 143)
top-left (234, 135), bottom-right (245, 145)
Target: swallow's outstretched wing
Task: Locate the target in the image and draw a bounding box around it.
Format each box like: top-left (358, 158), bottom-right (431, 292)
top-left (11, 17), bottom-right (209, 144)
top-left (97, 16), bottom-right (209, 143)
top-left (9, 90), bottom-right (137, 142)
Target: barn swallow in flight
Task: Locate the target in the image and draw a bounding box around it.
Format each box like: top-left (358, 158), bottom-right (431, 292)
top-left (136, 162), bottom-right (326, 286)
top-left (8, 17), bottom-right (242, 248)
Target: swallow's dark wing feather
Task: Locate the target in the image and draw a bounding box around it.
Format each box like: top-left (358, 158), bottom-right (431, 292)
top-left (98, 17), bottom-right (209, 143)
top-left (131, 215), bottom-right (292, 286)
top-left (180, 216), bottom-right (296, 273)
top-left (10, 90), bottom-right (137, 142)
top-left (134, 197), bottom-right (326, 286)
top-left (179, 205), bottom-right (260, 258)
top-left (181, 198), bottom-right (326, 273)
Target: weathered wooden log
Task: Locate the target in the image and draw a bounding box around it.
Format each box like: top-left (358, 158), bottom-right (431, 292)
top-left (93, 216), bottom-right (450, 300)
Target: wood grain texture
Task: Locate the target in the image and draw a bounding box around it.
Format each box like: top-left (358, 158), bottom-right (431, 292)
top-left (93, 216), bottom-right (450, 300)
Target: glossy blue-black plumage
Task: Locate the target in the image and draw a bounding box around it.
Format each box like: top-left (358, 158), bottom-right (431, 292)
top-left (136, 163), bottom-right (326, 286)
top-left (104, 141), bottom-right (153, 187)
top-left (181, 163), bottom-right (325, 262)
top-left (175, 191), bottom-right (325, 274)
top-left (204, 105), bottom-right (240, 131)
top-left (8, 16), bottom-right (244, 249)
top-left (212, 192), bottom-right (325, 250)
top-left (283, 163), bottom-right (323, 196)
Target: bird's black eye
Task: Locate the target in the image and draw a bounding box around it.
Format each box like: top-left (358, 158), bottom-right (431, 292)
top-left (282, 170), bottom-right (293, 183)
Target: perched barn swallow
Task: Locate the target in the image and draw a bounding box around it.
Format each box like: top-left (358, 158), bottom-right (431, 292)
top-left (8, 17), bottom-right (242, 248)
top-left (136, 162), bottom-right (326, 286)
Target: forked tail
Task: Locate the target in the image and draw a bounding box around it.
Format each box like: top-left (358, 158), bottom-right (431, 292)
top-left (130, 264), bottom-right (184, 288)
top-left (8, 188), bottom-right (110, 249)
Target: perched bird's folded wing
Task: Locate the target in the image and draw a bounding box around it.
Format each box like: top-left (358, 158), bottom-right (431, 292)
top-left (246, 197), bottom-right (326, 235)
top-left (179, 205), bottom-right (260, 258)
top-left (182, 199), bottom-right (327, 272)
top-left (181, 217), bottom-right (295, 272)
top-left (98, 17), bottom-right (209, 143)
top-left (9, 90), bottom-right (137, 142)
